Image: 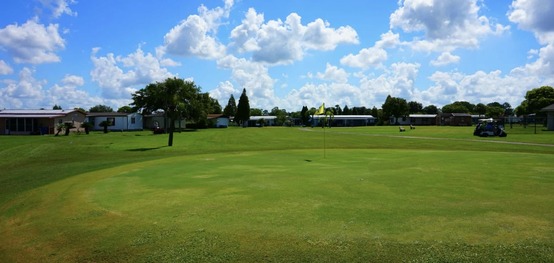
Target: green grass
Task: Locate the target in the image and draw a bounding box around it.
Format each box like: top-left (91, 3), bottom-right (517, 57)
top-left (1, 126), bottom-right (553, 262)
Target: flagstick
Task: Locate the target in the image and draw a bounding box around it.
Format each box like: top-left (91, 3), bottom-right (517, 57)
top-left (323, 123), bottom-right (326, 159)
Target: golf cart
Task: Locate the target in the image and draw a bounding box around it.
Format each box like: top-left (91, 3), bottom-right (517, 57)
top-left (473, 118), bottom-right (507, 137)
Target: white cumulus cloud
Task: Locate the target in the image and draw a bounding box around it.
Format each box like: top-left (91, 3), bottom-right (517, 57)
top-left (161, 2), bottom-right (233, 60)
top-left (38, 0), bottom-right (77, 18)
top-left (0, 60), bottom-right (14, 75)
top-left (230, 8), bottom-right (359, 65)
top-left (340, 47), bottom-right (388, 69)
top-left (0, 19), bottom-right (65, 64)
top-left (390, 0), bottom-right (508, 52)
top-left (431, 52), bottom-right (461, 66)
top-left (90, 47), bottom-right (174, 99)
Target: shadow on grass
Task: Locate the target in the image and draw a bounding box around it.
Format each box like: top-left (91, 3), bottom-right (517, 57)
top-left (126, 146), bottom-right (166, 152)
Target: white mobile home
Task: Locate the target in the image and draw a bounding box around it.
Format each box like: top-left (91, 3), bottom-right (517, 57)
top-left (86, 112), bottom-right (143, 131)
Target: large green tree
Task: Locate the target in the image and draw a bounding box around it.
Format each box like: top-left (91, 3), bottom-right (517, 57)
top-left (117, 105), bottom-right (134, 113)
top-left (270, 107), bottom-right (287, 126)
top-left (517, 86), bottom-right (554, 115)
top-left (300, 106), bottom-right (310, 126)
top-left (223, 94), bottom-right (237, 117)
top-left (408, 101), bottom-right (423, 114)
top-left (131, 77), bottom-right (200, 146)
top-left (381, 95), bottom-right (409, 123)
top-left (441, 101), bottom-right (473, 113)
top-left (422, 105), bottom-right (439, 114)
top-left (89, 104), bottom-right (114, 112)
top-left (235, 88), bottom-right (250, 126)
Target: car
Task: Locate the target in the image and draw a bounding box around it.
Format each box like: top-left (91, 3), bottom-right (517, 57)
top-left (473, 118), bottom-right (507, 137)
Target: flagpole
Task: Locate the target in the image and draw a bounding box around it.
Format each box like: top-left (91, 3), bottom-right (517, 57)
top-left (323, 122), bottom-right (326, 159)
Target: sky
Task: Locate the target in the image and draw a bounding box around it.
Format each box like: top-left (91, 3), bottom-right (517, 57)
top-left (1, 0), bottom-right (554, 112)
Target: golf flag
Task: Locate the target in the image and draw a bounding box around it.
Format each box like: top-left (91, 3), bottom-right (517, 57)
top-left (315, 103), bottom-right (325, 115)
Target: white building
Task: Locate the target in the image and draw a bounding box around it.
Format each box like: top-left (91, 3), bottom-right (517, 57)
top-left (86, 112), bottom-right (143, 131)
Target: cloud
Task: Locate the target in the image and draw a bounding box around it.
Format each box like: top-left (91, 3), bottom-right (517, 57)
top-left (430, 52), bottom-right (461, 66)
top-left (0, 19), bottom-right (65, 64)
top-left (508, 0), bottom-right (554, 39)
top-left (316, 63), bottom-right (349, 83)
top-left (38, 0), bottom-right (77, 18)
top-left (418, 69), bottom-right (536, 107)
top-left (48, 75), bottom-right (104, 109)
top-left (390, 0), bottom-right (508, 52)
top-left (0, 69), bottom-right (105, 110)
top-left (340, 47), bottom-right (388, 69)
top-left (281, 62), bottom-right (421, 110)
top-left (161, 1), bottom-right (233, 59)
top-left (230, 8), bottom-right (359, 65)
top-left (508, 0), bottom-right (554, 77)
top-left (0, 60), bottom-right (13, 75)
top-left (90, 47), bottom-right (174, 99)
top-left (207, 81), bottom-right (239, 106)
top-left (61, 74), bottom-right (84, 87)
top-left (216, 54), bottom-right (277, 108)
top-left (0, 68), bottom-right (46, 108)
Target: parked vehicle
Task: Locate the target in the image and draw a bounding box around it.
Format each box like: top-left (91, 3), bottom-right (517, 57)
top-left (473, 119), bottom-right (507, 137)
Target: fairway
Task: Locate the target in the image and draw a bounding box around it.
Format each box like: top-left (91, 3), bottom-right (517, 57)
top-left (1, 127), bottom-right (554, 262)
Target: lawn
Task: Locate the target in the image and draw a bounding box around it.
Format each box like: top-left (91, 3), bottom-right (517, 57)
top-left (1, 126), bottom-right (553, 262)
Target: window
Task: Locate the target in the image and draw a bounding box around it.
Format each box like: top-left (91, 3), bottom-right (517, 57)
top-left (131, 117), bottom-right (136, 124)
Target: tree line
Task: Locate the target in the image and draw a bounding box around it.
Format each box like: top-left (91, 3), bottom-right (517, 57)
top-left (48, 77), bottom-right (553, 146)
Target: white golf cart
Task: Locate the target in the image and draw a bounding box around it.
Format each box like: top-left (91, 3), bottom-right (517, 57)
top-left (473, 118), bottom-right (507, 137)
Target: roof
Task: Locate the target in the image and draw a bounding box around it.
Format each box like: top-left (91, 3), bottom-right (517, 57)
top-left (0, 109), bottom-right (80, 118)
top-left (86, 112), bottom-right (129, 117)
top-left (207, 114), bottom-right (229, 119)
top-left (312, 115), bottom-right (375, 119)
top-left (451, 113), bottom-right (471, 117)
top-left (409, 114), bottom-right (436, 118)
top-left (540, 104), bottom-right (554, 112)
top-left (249, 116), bottom-right (277, 120)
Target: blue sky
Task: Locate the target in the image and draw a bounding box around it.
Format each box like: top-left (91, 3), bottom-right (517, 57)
top-left (1, 0), bottom-right (553, 112)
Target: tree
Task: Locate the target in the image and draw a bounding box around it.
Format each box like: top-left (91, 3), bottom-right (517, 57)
top-left (270, 107), bottom-right (287, 126)
top-left (223, 94), bottom-right (237, 117)
top-left (342, 105), bottom-right (351, 115)
top-left (99, 120), bottom-right (111, 134)
top-left (441, 101), bottom-right (473, 113)
top-left (422, 105), bottom-right (439, 114)
top-left (250, 108), bottom-right (262, 116)
top-left (235, 88), bottom-right (250, 126)
top-left (117, 105), bottom-right (134, 113)
top-left (408, 101), bottom-right (423, 114)
top-left (486, 105), bottom-right (505, 119)
top-left (473, 103), bottom-right (487, 115)
top-left (193, 92), bottom-right (222, 128)
top-left (89, 104), bottom-right (114, 112)
top-left (131, 77), bottom-right (201, 146)
top-left (334, 105), bottom-right (343, 115)
top-left (52, 104), bottom-right (62, 110)
top-left (519, 86), bottom-right (554, 115)
top-left (381, 95), bottom-right (409, 124)
top-left (300, 106), bottom-right (310, 126)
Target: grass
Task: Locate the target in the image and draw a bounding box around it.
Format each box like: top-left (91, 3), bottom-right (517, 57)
top-left (1, 126), bottom-right (553, 262)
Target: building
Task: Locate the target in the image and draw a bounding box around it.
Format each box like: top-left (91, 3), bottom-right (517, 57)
top-left (409, 114), bottom-right (438, 125)
top-left (207, 114), bottom-right (230, 128)
top-left (86, 112), bottom-right (143, 131)
top-left (246, 116), bottom-right (278, 127)
top-left (0, 109), bottom-right (86, 135)
top-left (313, 115), bottom-right (376, 127)
top-left (437, 113), bottom-right (472, 126)
top-left (540, 104), bottom-right (554, 131)
top-left (143, 113), bottom-right (186, 131)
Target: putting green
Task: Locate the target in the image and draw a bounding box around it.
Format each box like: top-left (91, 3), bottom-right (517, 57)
top-left (2, 149), bottom-right (553, 262)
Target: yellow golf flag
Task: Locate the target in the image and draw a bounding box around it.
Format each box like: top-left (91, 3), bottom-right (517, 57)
top-left (315, 103), bottom-right (325, 115)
